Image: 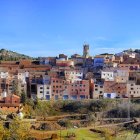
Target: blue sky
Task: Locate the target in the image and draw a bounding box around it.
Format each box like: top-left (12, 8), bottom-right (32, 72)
top-left (0, 0), bottom-right (140, 57)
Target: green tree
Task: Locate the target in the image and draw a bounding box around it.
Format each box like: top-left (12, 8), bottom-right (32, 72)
top-left (0, 122), bottom-right (5, 140)
top-left (8, 118), bottom-right (31, 140)
top-left (12, 80), bottom-right (19, 95)
top-left (35, 101), bottom-right (49, 120)
top-left (20, 91), bottom-right (27, 105)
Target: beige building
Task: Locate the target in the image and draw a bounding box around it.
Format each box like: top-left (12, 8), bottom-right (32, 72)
top-left (114, 68), bottom-right (129, 83)
top-left (127, 82), bottom-right (140, 98)
top-left (93, 83), bottom-right (104, 99)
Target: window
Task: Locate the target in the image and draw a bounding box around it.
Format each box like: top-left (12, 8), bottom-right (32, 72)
top-left (21, 85), bottom-right (24, 87)
top-left (80, 95), bottom-right (85, 99)
top-left (107, 94), bottom-right (111, 98)
top-left (46, 95), bottom-right (50, 100)
top-left (40, 91), bottom-right (43, 93)
top-left (63, 95), bottom-right (68, 100)
top-left (55, 95), bottom-right (58, 100)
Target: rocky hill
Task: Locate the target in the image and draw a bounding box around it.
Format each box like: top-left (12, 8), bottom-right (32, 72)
top-left (0, 49), bottom-right (33, 61)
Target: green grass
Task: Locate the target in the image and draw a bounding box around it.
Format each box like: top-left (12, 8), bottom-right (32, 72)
top-left (57, 128), bottom-right (140, 140)
top-left (58, 128), bottom-right (105, 140)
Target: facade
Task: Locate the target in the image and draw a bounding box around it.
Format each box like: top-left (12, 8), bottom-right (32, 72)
top-left (119, 64), bottom-right (139, 70)
top-left (37, 84), bottom-right (51, 100)
top-left (114, 69), bottom-right (129, 83)
top-left (101, 71), bottom-right (114, 81)
top-left (72, 57), bottom-right (84, 66)
top-left (127, 82), bottom-right (140, 98)
top-left (93, 83), bottom-right (104, 99)
top-left (0, 94), bottom-right (20, 113)
top-left (103, 93), bottom-right (117, 99)
top-left (69, 80), bottom-right (89, 100)
top-left (51, 78), bottom-right (89, 100)
top-left (104, 81), bottom-right (127, 97)
top-left (56, 59), bottom-right (74, 67)
top-left (51, 78), bottom-right (64, 100)
top-left (94, 57), bottom-right (104, 68)
top-left (64, 68), bottom-right (83, 81)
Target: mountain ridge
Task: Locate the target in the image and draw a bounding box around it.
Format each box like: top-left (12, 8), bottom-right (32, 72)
top-left (0, 48), bottom-right (33, 61)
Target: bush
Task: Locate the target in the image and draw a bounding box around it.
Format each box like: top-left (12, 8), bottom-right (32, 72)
top-left (107, 103), bottom-right (140, 118)
top-left (89, 100), bottom-right (108, 112)
top-left (62, 101), bottom-right (90, 113)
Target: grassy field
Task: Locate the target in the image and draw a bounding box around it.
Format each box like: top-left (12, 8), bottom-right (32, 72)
top-left (58, 128), bottom-right (104, 140)
top-left (31, 127), bottom-right (140, 140)
top-left (58, 128), bottom-right (140, 140)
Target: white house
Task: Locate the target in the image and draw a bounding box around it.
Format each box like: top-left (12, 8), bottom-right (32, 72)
top-left (103, 93), bottom-right (117, 99)
top-left (65, 69), bottom-right (83, 82)
top-left (37, 84), bottom-right (51, 100)
top-left (18, 72), bottom-right (26, 84)
top-left (0, 72), bottom-right (8, 79)
top-left (101, 71), bottom-right (114, 81)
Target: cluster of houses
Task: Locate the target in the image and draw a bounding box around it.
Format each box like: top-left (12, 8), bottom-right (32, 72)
top-left (0, 45), bottom-right (140, 108)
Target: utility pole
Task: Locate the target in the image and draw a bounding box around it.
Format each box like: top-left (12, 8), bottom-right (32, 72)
top-left (127, 89), bottom-right (131, 121)
top-left (128, 97), bottom-right (131, 121)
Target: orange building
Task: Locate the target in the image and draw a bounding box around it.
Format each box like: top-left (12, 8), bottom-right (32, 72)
top-left (0, 94), bottom-right (20, 113)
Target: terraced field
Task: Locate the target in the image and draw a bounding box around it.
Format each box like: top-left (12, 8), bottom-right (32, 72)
top-left (30, 128), bottom-right (140, 140)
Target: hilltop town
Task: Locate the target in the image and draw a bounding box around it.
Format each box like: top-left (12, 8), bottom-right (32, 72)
top-left (0, 45), bottom-right (140, 109)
